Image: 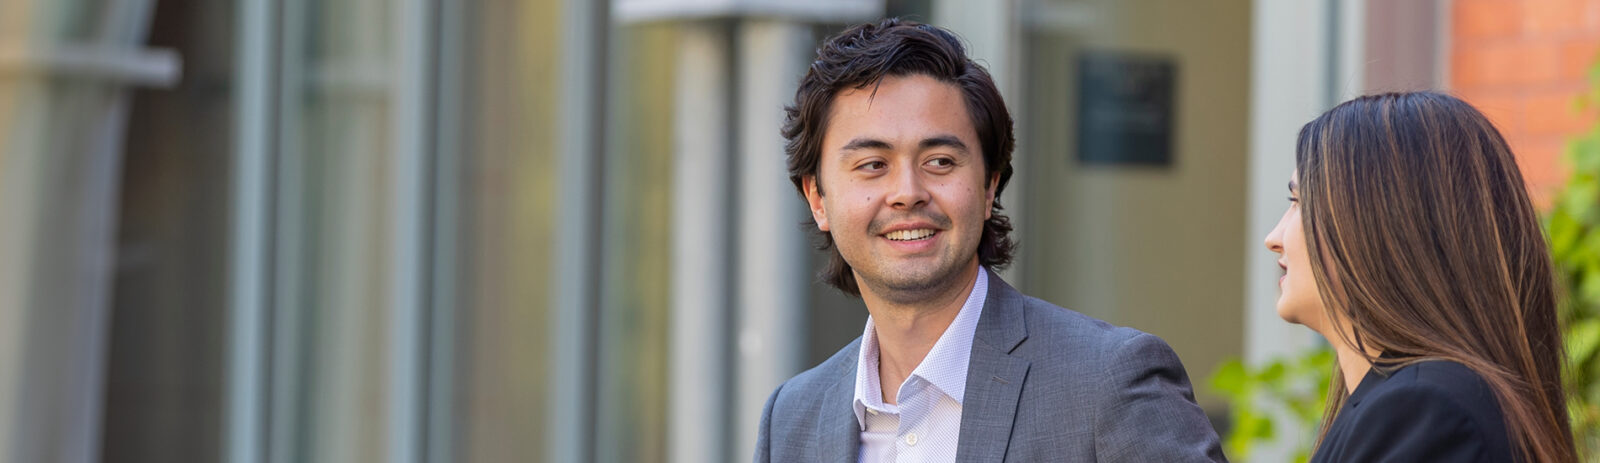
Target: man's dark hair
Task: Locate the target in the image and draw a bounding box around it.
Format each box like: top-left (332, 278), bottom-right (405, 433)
top-left (783, 18), bottom-right (1017, 296)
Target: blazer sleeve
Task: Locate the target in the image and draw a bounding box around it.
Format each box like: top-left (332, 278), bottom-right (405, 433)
top-left (1094, 332), bottom-right (1227, 462)
top-left (1323, 381), bottom-right (1493, 463)
top-left (753, 382), bottom-right (781, 463)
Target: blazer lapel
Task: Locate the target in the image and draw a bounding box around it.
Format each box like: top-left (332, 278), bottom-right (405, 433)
top-left (955, 270), bottom-right (1031, 461)
top-left (817, 340), bottom-right (861, 463)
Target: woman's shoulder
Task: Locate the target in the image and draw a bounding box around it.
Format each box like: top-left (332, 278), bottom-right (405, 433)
top-left (1368, 360), bottom-right (1499, 414)
top-left (1318, 359), bottom-right (1513, 462)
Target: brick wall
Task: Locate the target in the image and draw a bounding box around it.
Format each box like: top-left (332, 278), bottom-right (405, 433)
top-left (1452, 0), bottom-right (1600, 204)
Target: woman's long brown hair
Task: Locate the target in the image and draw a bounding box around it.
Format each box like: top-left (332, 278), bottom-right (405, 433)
top-left (1297, 92), bottom-right (1575, 462)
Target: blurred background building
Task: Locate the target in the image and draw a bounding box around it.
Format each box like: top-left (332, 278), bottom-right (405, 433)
top-left (0, 0), bottom-right (1590, 462)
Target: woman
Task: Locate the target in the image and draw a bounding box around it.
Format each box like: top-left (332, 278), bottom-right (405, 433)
top-left (1264, 91), bottom-right (1576, 462)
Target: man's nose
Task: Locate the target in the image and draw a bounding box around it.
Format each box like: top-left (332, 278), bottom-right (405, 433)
top-left (885, 165), bottom-right (930, 208)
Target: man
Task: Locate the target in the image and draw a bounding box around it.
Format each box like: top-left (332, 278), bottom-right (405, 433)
top-left (753, 19), bottom-right (1225, 462)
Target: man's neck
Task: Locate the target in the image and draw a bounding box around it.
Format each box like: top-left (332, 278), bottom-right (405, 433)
top-left (861, 263), bottom-right (981, 405)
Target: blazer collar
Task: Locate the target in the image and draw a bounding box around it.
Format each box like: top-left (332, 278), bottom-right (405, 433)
top-left (972, 268), bottom-right (1029, 354)
top-left (819, 338), bottom-right (863, 463)
top-left (954, 268), bottom-right (1031, 460)
top-left (821, 269), bottom-right (1032, 462)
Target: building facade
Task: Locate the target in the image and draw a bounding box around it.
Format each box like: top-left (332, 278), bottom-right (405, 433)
top-left (0, 0), bottom-right (1583, 462)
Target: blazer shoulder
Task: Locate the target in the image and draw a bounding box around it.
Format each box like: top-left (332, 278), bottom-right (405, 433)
top-left (1368, 361), bottom-right (1504, 423)
top-left (1324, 360), bottom-right (1513, 462)
top-left (1016, 293), bottom-right (1151, 350)
top-left (768, 337), bottom-right (859, 407)
top-left (1005, 293), bottom-right (1190, 390)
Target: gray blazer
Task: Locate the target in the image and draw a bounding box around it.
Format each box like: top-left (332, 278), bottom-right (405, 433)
top-left (754, 270), bottom-right (1226, 462)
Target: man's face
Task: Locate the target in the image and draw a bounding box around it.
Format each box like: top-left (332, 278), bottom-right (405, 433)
top-left (803, 74), bottom-right (997, 301)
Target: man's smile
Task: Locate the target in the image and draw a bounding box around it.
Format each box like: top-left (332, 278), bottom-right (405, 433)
top-left (885, 229), bottom-right (937, 241)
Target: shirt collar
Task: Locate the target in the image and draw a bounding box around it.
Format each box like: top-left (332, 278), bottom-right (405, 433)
top-left (852, 268), bottom-right (989, 429)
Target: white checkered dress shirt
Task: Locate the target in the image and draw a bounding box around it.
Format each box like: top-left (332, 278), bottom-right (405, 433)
top-left (852, 268), bottom-right (988, 463)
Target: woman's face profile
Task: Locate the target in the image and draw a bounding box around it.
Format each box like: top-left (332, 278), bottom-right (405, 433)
top-left (1265, 171), bottom-right (1328, 334)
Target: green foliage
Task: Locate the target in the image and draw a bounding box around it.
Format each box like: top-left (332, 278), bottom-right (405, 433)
top-left (1209, 347), bottom-right (1333, 463)
top-left (1554, 57), bottom-right (1600, 459)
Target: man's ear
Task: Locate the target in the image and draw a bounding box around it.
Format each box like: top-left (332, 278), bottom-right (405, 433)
top-left (985, 172), bottom-right (1000, 220)
top-left (803, 175), bottom-right (829, 231)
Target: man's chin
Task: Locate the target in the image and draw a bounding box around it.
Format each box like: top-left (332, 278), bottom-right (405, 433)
top-left (858, 265), bottom-right (972, 301)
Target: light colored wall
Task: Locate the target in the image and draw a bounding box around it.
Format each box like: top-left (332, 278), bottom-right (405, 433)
top-left (1016, 0), bottom-right (1252, 412)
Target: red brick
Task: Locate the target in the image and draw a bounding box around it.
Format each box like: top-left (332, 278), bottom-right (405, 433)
top-left (1512, 137), bottom-right (1569, 205)
top-left (1578, 0), bottom-right (1600, 30)
top-left (1456, 42), bottom-right (1577, 88)
top-left (1453, 49), bottom-right (1497, 88)
top-left (1561, 38), bottom-right (1600, 80)
top-left (1459, 90), bottom-right (1526, 135)
top-left (1526, 0), bottom-right (1589, 35)
top-left (1454, 0), bottom-right (1522, 40)
top-left (1524, 90), bottom-right (1594, 136)
top-left (1522, 44), bottom-right (1564, 84)
top-left (1451, 49), bottom-right (1481, 88)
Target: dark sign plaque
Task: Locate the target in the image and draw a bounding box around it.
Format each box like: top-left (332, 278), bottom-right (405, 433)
top-left (1076, 51), bottom-right (1177, 167)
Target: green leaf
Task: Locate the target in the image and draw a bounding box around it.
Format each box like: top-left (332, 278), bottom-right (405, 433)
top-left (1206, 348), bottom-right (1332, 460)
top-left (1260, 362), bottom-right (1287, 383)
top-left (1551, 212), bottom-right (1580, 258)
top-left (1563, 180), bottom-right (1600, 223)
top-left (1570, 319), bottom-right (1600, 367)
top-left (1211, 360), bottom-right (1248, 396)
top-left (1582, 266), bottom-right (1600, 308)
top-left (1554, 59), bottom-right (1600, 460)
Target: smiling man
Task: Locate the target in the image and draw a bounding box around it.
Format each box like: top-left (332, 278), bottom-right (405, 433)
top-left (752, 19), bottom-right (1225, 462)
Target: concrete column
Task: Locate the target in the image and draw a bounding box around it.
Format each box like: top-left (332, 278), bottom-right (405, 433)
top-left (1245, 0), bottom-right (1363, 459)
top-left (669, 21), bottom-right (733, 463)
top-left (733, 18), bottom-right (812, 463)
top-left (1245, 0), bottom-right (1364, 364)
top-left (1245, 3), bottom-right (1327, 364)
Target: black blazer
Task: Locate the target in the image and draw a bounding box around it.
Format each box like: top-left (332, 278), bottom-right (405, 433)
top-left (1311, 360), bottom-right (1513, 463)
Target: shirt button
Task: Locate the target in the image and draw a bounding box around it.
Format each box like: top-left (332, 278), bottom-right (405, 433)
top-left (904, 433), bottom-right (919, 446)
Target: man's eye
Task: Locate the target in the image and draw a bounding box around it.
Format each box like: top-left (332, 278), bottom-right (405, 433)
top-left (927, 158), bottom-right (954, 167)
top-left (861, 161), bottom-right (887, 170)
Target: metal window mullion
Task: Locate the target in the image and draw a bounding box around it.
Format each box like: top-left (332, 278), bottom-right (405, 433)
top-left (267, 0), bottom-right (310, 460)
top-left (0, 45), bottom-right (179, 86)
top-left (424, 0), bottom-right (465, 461)
top-left (548, 0), bottom-right (609, 462)
top-left (44, 1), bottom-right (168, 462)
top-left (96, 0), bottom-right (156, 45)
top-left (0, 0), bottom-right (177, 87)
top-left (225, 0), bottom-right (278, 461)
top-left (66, 53), bottom-right (138, 463)
top-left (391, 0), bottom-right (442, 461)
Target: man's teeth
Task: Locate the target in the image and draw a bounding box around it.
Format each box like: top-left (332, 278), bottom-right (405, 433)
top-left (886, 229), bottom-right (936, 241)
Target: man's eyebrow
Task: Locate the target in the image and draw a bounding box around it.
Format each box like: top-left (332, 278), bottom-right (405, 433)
top-left (840, 138), bottom-right (893, 151)
top-left (920, 135), bottom-right (968, 152)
